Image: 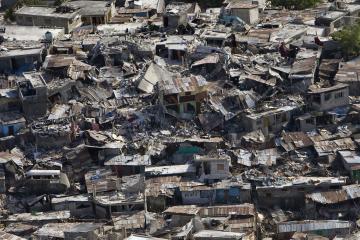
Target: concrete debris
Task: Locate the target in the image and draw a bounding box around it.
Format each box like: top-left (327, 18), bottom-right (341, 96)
top-left (1, 0), bottom-right (360, 239)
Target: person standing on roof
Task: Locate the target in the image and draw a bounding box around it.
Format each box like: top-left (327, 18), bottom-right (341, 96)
top-left (314, 36), bottom-right (324, 47)
top-left (279, 42), bottom-right (289, 58)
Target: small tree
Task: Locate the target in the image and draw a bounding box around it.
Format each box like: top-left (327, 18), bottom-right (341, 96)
top-left (54, 0), bottom-right (66, 6)
top-left (332, 22), bottom-right (360, 60)
top-left (4, 0), bottom-right (43, 22)
top-left (4, 8), bottom-right (15, 22)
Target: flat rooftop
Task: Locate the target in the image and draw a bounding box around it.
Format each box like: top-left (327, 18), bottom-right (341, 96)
top-left (62, 1), bottom-right (111, 16)
top-left (15, 6), bottom-right (79, 19)
top-left (3, 25), bottom-right (64, 41)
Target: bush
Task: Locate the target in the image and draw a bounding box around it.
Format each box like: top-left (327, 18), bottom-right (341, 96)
top-left (332, 21), bottom-right (360, 59)
top-left (4, 8), bottom-right (15, 22)
top-left (5, 0), bottom-right (45, 22)
top-left (54, 0), bottom-right (66, 6)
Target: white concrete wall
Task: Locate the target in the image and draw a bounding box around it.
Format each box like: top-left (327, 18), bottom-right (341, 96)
top-left (231, 7), bottom-right (259, 25)
top-left (201, 160), bottom-right (230, 181)
top-left (311, 87), bottom-right (349, 111)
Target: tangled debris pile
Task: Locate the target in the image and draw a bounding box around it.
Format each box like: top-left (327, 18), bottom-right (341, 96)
top-left (0, 0), bottom-right (360, 239)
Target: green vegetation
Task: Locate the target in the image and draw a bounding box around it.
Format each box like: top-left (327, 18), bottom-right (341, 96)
top-left (332, 21), bottom-right (360, 59)
top-left (269, 0), bottom-right (321, 10)
top-left (4, 0), bottom-right (42, 22)
top-left (4, 8), bottom-right (15, 21)
top-left (54, 0), bottom-right (66, 6)
top-left (17, 0), bottom-right (42, 6)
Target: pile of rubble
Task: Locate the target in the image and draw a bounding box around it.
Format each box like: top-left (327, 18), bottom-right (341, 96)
top-left (1, 0), bottom-right (360, 239)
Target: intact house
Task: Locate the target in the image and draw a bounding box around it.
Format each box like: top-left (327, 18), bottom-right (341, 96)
top-left (104, 154), bottom-right (151, 177)
top-left (307, 84), bottom-right (349, 112)
top-left (199, 204), bottom-right (256, 233)
top-left (15, 6), bottom-right (82, 33)
top-left (334, 59), bottom-right (360, 96)
top-left (0, 112), bottom-right (26, 137)
top-left (338, 150), bottom-right (360, 181)
top-left (18, 72), bottom-right (48, 118)
top-left (20, 169), bottom-right (70, 194)
top-left (125, 0), bottom-right (165, 16)
top-left (295, 111), bottom-right (340, 132)
top-left (163, 2), bottom-right (199, 29)
top-left (315, 11), bottom-right (347, 34)
top-left (0, 47), bottom-right (43, 74)
top-left (61, 1), bottom-right (116, 25)
top-left (256, 177), bottom-right (347, 211)
top-left (50, 194), bottom-right (93, 219)
top-left (225, 2), bottom-right (259, 25)
top-left (306, 184), bottom-right (360, 219)
top-left (158, 75), bottom-right (208, 119)
top-left (179, 180), bottom-right (251, 206)
top-left (200, 30), bottom-right (232, 48)
top-left (193, 154), bottom-right (231, 183)
top-left (145, 177), bottom-right (251, 212)
top-left (0, 89), bottom-right (20, 113)
top-left (155, 36), bottom-right (190, 63)
top-left (242, 105), bottom-right (300, 133)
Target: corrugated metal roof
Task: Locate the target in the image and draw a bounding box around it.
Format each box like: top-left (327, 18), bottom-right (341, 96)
top-left (164, 205), bottom-right (200, 215)
top-left (85, 168), bottom-right (118, 193)
top-left (314, 138), bottom-right (356, 155)
top-left (112, 211), bottom-right (145, 230)
top-left (200, 204), bottom-right (255, 217)
top-left (278, 220), bottom-right (352, 233)
top-left (0, 231), bottom-right (26, 240)
top-left (307, 184), bottom-right (360, 204)
top-left (281, 132), bottom-right (314, 152)
top-left (160, 75), bottom-right (208, 95)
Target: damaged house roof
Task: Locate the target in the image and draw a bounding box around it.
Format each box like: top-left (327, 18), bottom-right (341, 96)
top-left (277, 220), bottom-right (353, 233)
top-left (1, 211), bottom-right (71, 223)
top-left (159, 75), bottom-right (208, 95)
top-left (200, 204), bottom-right (256, 217)
top-left (138, 62), bottom-right (173, 93)
top-left (279, 132), bottom-right (314, 152)
top-left (209, 89), bottom-right (259, 121)
top-left (307, 184), bottom-right (360, 204)
top-left (145, 164), bottom-right (196, 177)
top-left (314, 138), bottom-right (357, 157)
top-left (164, 205), bottom-right (200, 216)
top-left (112, 211), bottom-right (146, 230)
top-left (105, 154), bottom-right (151, 166)
top-left (3, 0), bottom-right (360, 239)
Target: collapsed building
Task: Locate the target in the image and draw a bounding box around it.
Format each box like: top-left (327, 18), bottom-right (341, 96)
top-left (1, 0), bottom-right (360, 239)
